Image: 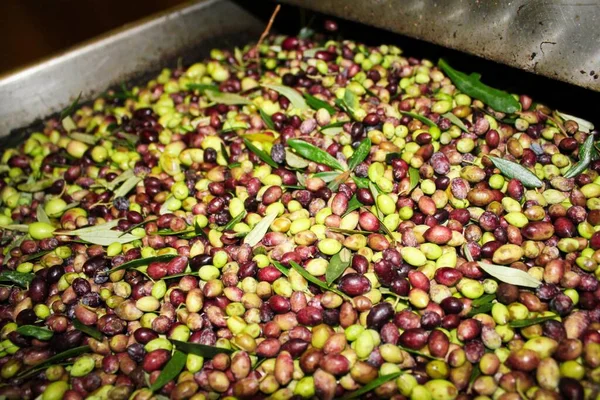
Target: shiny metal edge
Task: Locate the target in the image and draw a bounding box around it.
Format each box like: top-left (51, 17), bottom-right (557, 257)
top-left (279, 0), bottom-right (600, 92)
top-left (0, 0), bottom-right (264, 137)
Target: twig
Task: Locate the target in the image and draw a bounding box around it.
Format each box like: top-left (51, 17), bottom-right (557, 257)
top-left (255, 4), bottom-right (281, 74)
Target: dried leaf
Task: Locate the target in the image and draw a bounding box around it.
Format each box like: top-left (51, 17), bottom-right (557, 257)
top-left (487, 156), bottom-right (543, 188)
top-left (244, 212), bottom-right (278, 247)
top-left (478, 262), bottom-right (542, 288)
top-left (262, 84), bottom-right (308, 111)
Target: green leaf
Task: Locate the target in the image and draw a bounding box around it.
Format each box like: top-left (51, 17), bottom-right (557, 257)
top-left (564, 134), bottom-right (597, 178)
top-left (3, 235), bottom-right (26, 266)
top-left (347, 138), bottom-right (371, 171)
top-left (287, 139), bottom-right (344, 171)
top-left (17, 179), bottom-right (53, 192)
top-left (36, 205), bottom-right (51, 224)
top-left (172, 340), bottom-right (233, 356)
top-left (0, 270), bottom-right (34, 287)
top-left (328, 227), bottom-right (375, 235)
top-left (73, 319), bottom-right (103, 341)
top-left (187, 83), bottom-right (220, 92)
top-left (69, 132), bottom-right (98, 145)
top-left (487, 156), bottom-right (543, 188)
top-left (404, 167), bottom-right (420, 195)
top-left (106, 169), bottom-right (134, 191)
top-left (478, 262), bottom-right (542, 288)
top-left (78, 230), bottom-right (139, 246)
top-left (442, 112), bottom-right (468, 132)
top-left (438, 59), bottom-right (521, 114)
top-left (244, 212), bottom-right (279, 247)
top-left (59, 219), bottom-right (121, 236)
top-left (16, 325), bottom-right (53, 341)
top-left (342, 195), bottom-right (363, 217)
top-left (243, 138), bottom-right (278, 168)
top-left (341, 373), bottom-right (402, 400)
top-left (259, 109), bottom-right (275, 130)
top-left (471, 293), bottom-right (496, 307)
top-left (60, 92), bottom-right (82, 120)
top-left (205, 90), bottom-right (251, 105)
top-left (271, 260), bottom-right (290, 277)
top-left (222, 212), bottom-right (246, 231)
top-left (319, 121), bottom-right (346, 131)
top-left (340, 90), bottom-right (361, 118)
top-left (556, 111), bottom-right (594, 133)
top-left (385, 152), bottom-right (402, 164)
top-left (302, 47), bottom-right (326, 58)
top-left (262, 84), bottom-right (308, 111)
top-left (150, 350), bottom-right (186, 391)
top-left (289, 261), bottom-right (347, 298)
top-left (110, 254), bottom-right (177, 273)
top-left (304, 93), bottom-right (336, 115)
top-left (221, 121), bottom-right (249, 133)
top-left (400, 111), bottom-right (437, 128)
top-left (220, 143), bottom-right (230, 163)
top-left (285, 149), bottom-right (310, 169)
top-left (297, 26), bottom-right (315, 40)
top-left (313, 171), bottom-right (342, 183)
top-left (113, 175), bottom-right (142, 198)
top-left (467, 302), bottom-right (494, 317)
top-left (369, 182), bottom-right (383, 219)
top-left (352, 176), bottom-right (370, 189)
top-left (0, 224), bottom-right (29, 233)
top-left (17, 345), bottom-right (91, 378)
top-left (509, 314), bottom-right (559, 328)
top-left (325, 248), bottom-right (352, 285)
top-left (321, 126), bottom-right (344, 136)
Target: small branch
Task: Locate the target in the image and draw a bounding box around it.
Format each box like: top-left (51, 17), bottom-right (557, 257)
top-left (255, 4), bottom-right (281, 74)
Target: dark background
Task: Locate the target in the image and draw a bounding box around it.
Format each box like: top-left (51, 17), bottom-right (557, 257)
top-left (0, 0), bottom-right (190, 74)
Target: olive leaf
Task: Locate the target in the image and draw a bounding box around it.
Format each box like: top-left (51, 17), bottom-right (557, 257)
top-left (347, 138), bottom-right (371, 171)
top-left (556, 111), bottom-right (594, 133)
top-left (271, 260), bottom-right (290, 277)
top-left (187, 83), bottom-right (220, 92)
top-left (342, 195), bottom-right (363, 217)
top-left (0, 270), bottom-right (34, 287)
top-left (471, 293), bottom-right (496, 307)
top-left (60, 92), bottom-right (82, 120)
top-left (338, 89), bottom-right (360, 118)
top-left (110, 254), bottom-right (177, 273)
top-left (325, 248), bottom-right (352, 285)
top-left (0, 224), bottom-right (29, 233)
top-left (59, 219), bottom-right (121, 236)
top-left (478, 262), bottom-right (542, 288)
top-left (2, 235), bottom-right (26, 266)
top-left (221, 120), bottom-right (249, 133)
top-left (406, 167), bottom-right (420, 195)
top-left (222, 212), bottom-right (246, 231)
top-left (509, 314), bottom-right (559, 328)
top-left (23, 250), bottom-right (52, 263)
top-left (286, 149), bottom-right (310, 169)
top-left (73, 319), bottom-right (103, 341)
top-left (298, 26), bottom-right (315, 40)
top-left (106, 169), bottom-right (134, 191)
top-left (289, 261), bottom-right (348, 298)
top-left (328, 227), bottom-right (374, 235)
top-left (352, 176), bottom-right (370, 189)
top-left (259, 109), bottom-right (275, 130)
top-left (368, 182), bottom-right (383, 219)
top-left (205, 90), bottom-right (251, 105)
top-left (438, 59), bottom-right (521, 114)
top-left (467, 302), bottom-right (494, 317)
top-left (487, 156), bottom-right (543, 188)
top-left (16, 325), bottom-right (53, 341)
top-left (171, 340), bottom-right (233, 356)
top-left (262, 84), bottom-right (308, 111)
top-left (304, 93), bottom-right (336, 115)
top-left (150, 350), bottom-right (186, 391)
top-left (341, 372), bottom-right (402, 400)
top-left (78, 230), bottom-right (139, 246)
top-left (17, 345), bottom-right (91, 379)
top-left (113, 175), bottom-right (142, 198)
top-left (302, 47), bottom-right (326, 58)
top-left (313, 171), bottom-right (342, 183)
top-left (295, 171), bottom-right (307, 187)
top-left (321, 126), bottom-right (344, 136)
top-left (244, 212), bottom-right (279, 247)
top-left (287, 139), bottom-right (344, 171)
top-left (442, 112), bottom-right (468, 132)
top-left (36, 205), bottom-right (51, 224)
top-left (18, 179), bottom-right (53, 192)
top-left (564, 134), bottom-right (597, 178)
top-left (244, 138), bottom-right (278, 168)
top-left (400, 111), bottom-right (437, 128)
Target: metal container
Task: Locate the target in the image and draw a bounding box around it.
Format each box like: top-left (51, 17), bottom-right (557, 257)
top-left (0, 0), bottom-right (264, 140)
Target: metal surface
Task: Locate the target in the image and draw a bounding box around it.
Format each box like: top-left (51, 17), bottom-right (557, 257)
top-left (280, 0), bottom-right (600, 92)
top-left (0, 0), bottom-right (264, 138)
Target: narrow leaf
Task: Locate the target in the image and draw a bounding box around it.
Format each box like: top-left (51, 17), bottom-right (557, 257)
top-left (259, 109), bottom-right (275, 130)
top-left (326, 248), bottom-right (352, 285)
top-left (2, 234), bottom-right (26, 266)
top-left (241, 133), bottom-right (276, 143)
top-left (564, 134), bottom-right (597, 178)
top-left (286, 149), bottom-right (310, 169)
top-left (244, 138), bottom-right (277, 168)
top-left (18, 179), bottom-right (53, 192)
top-left (342, 195), bottom-right (363, 217)
top-left (296, 171), bottom-right (307, 187)
top-left (0, 224), bottom-right (29, 233)
top-left (487, 156), bottom-right (543, 188)
top-left (36, 205), bottom-right (51, 224)
top-left (59, 219), bottom-right (121, 236)
top-left (150, 350), bottom-right (186, 391)
top-left (442, 112), bottom-right (468, 132)
top-left (187, 83), bottom-right (220, 92)
top-left (400, 111), bottom-right (437, 128)
top-left (60, 93), bottom-right (82, 120)
top-left (113, 175), bottom-right (142, 198)
top-left (407, 167), bottom-right (420, 194)
top-left (471, 293), bottom-right (496, 307)
top-left (298, 26), bottom-right (314, 40)
top-left (328, 227), bottom-right (375, 235)
top-left (302, 47), bottom-right (326, 58)
top-left (271, 260), bottom-right (290, 277)
top-left (289, 261), bottom-right (347, 298)
top-left (18, 345), bottom-right (91, 378)
top-left (467, 302), bottom-right (494, 317)
top-left (304, 93), bottom-right (336, 115)
top-left (110, 254), bottom-right (177, 273)
top-left (16, 325), bottom-right (53, 341)
top-left (0, 270), bottom-right (34, 287)
top-left (478, 262), bottom-right (542, 288)
top-left (321, 126), bottom-right (344, 136)
top-left (352, 176), bottom-right (370, 189)
top-left (262, 84), bottom-right (308, 111)
top-left (347, 138), bottom-right (371, 171)
top-left (222, 212), bottom-right (246, 231)
top-left (509, 315), bottom-right (558, 328)
top-left (206, 90), bottom-right (251, 105)
top-left (172, 340), bottom-right (233, 356)
top-left (341, 373), bottom-right (402, 400)
top-left (288, 139), bottom-right (344, 171)
top-left (244, 212), bottom-right (279, 247)
top-left (78, 230), bottom-right (139, 246)
top-left (106, 169), bottom-right (134, 191)
top-left (313, 172), bottom-right (341, 183)
top-left (73, 319), bottom-right (103, 340)
top-left (557, 111), bottom-right (594, 133)
top-left (438, 59), bottom-right (521, 114)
